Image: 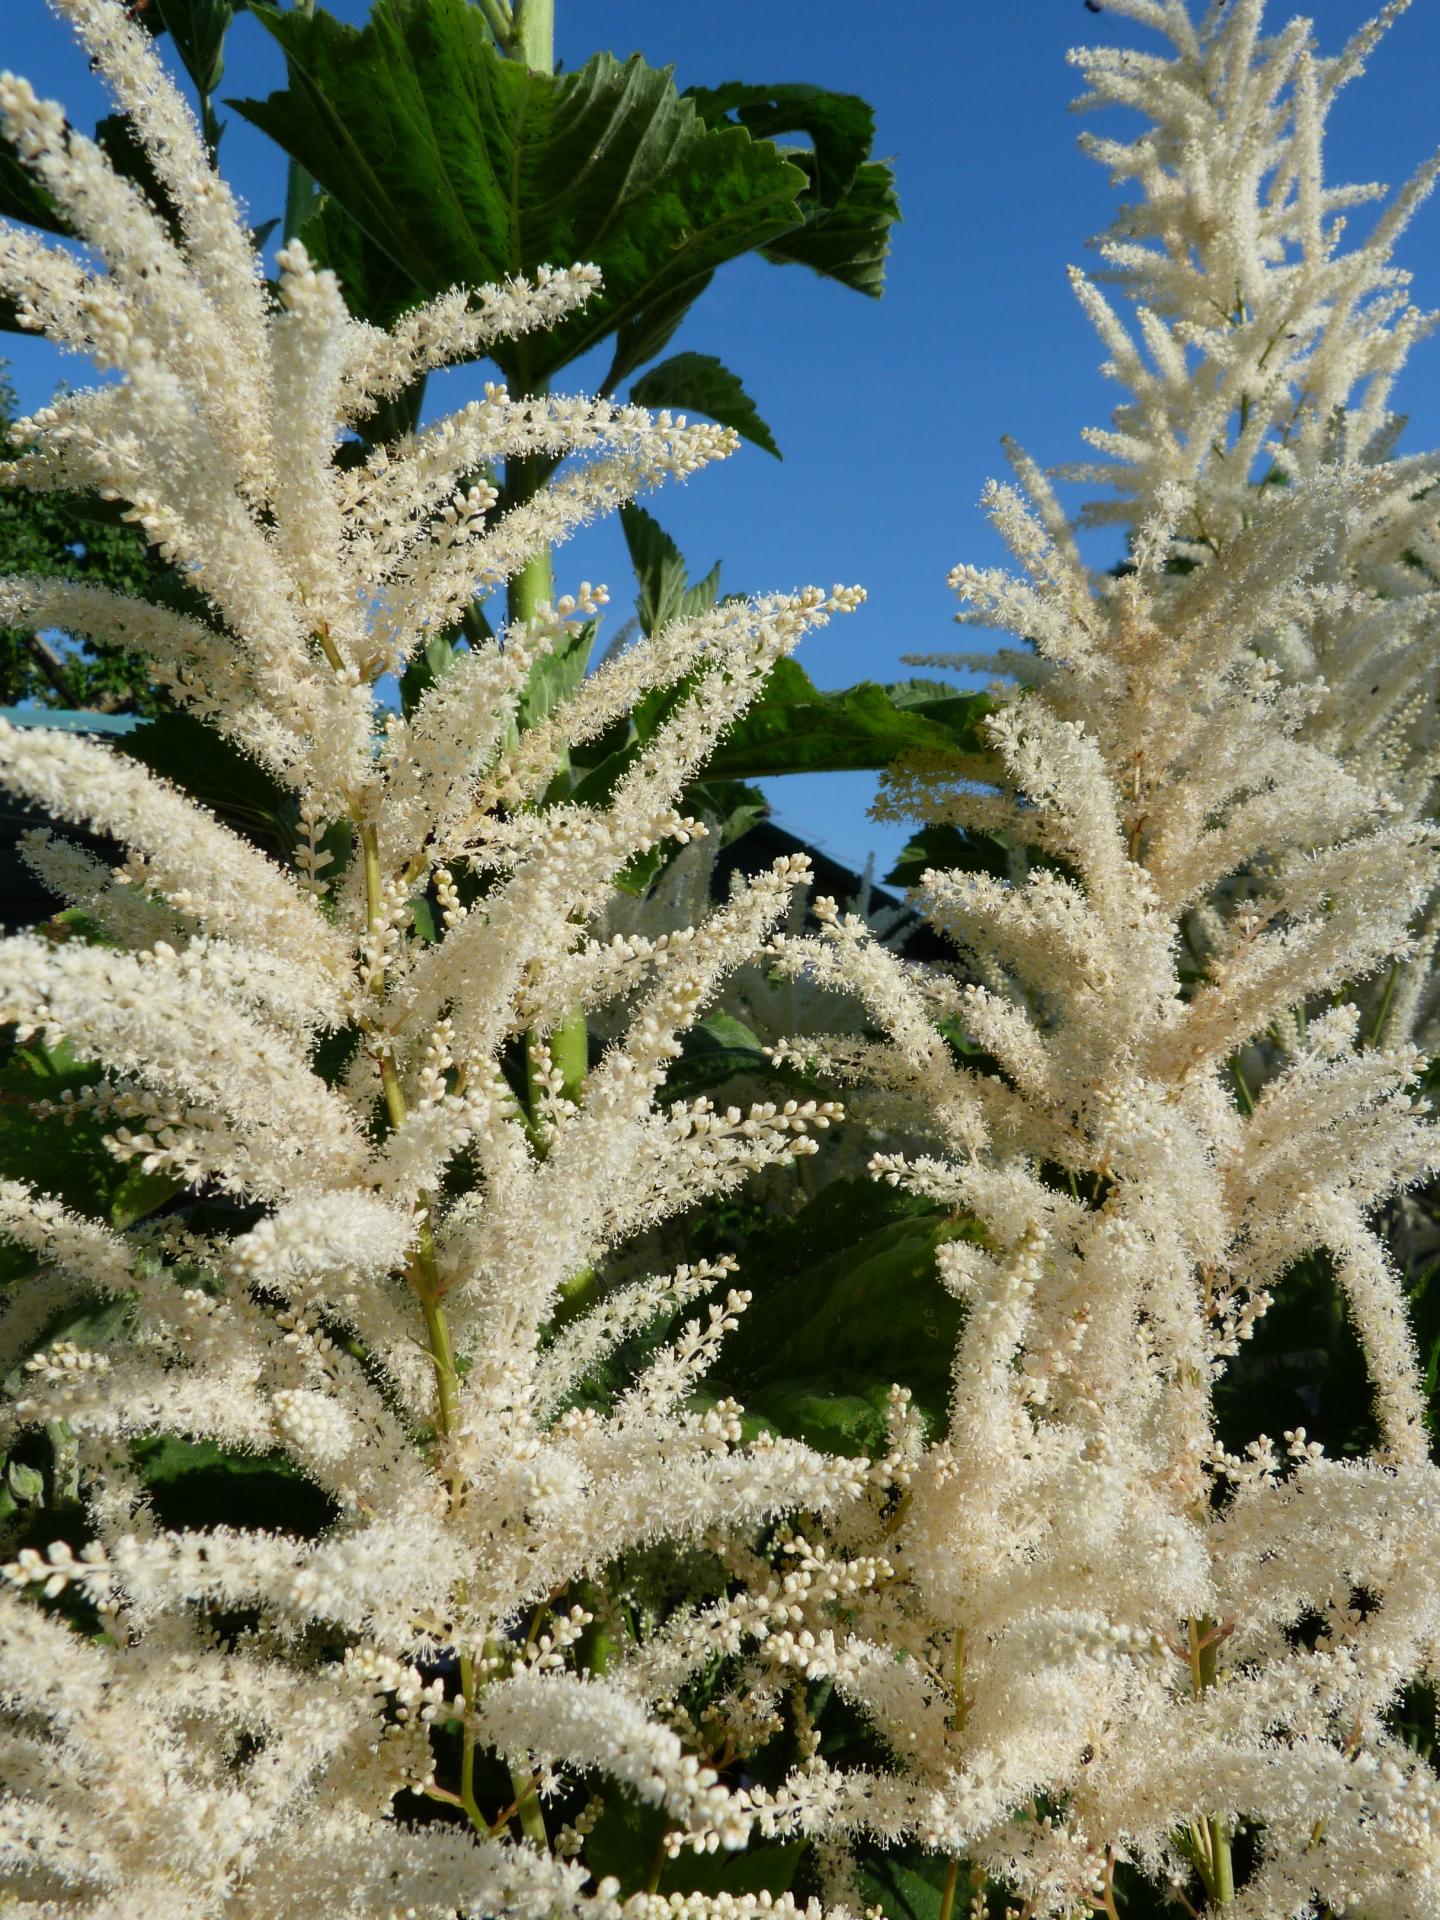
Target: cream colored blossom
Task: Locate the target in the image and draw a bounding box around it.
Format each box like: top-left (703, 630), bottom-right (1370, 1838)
top-left (0, 4), bottom-right (863, 1915)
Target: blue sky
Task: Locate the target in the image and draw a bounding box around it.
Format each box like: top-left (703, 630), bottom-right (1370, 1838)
top-left (4, 0), bottom-right (1439, 880)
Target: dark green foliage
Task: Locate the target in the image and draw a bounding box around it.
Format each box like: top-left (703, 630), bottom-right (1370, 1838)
top-left (0, 1039), bottom-right (180, 1240)
top-left (235, 0), bottom-right (813, 384)
top-left (133, 1434), bottom-right (338, 1536)
top-left (122, 705), bottom-right (352, 882)
top-left (684, 81), bottom-right (899, 300)
top-left (149, 0), bottom-right (247, 104)
top-left (711, 1179), bottom-right (972, 1452)
top-left (700, 660), bottom-right (993, 781)
top-left (0, 371), bottom-right (176, 713)
top-left (886, 822), bottom-right (1013, 891)
top-left (630, 353), bottom-right (780, 460)
top-left (620, 504), bottom-right (722, 639)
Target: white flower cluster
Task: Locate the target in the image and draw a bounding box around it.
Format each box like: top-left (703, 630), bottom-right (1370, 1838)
top-left (0, 2), bottom-right (864, 1914)
top-left (743, 3), bottom-right (1440, 1915)
top-left (3, 0), bottom-right (1440, 1915)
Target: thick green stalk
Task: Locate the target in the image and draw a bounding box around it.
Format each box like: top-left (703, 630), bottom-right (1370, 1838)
top-left (512, 0), bottom-right (554, 71)
top-left (282, 0), bottom-right (317, 240)
top-left (498, 4), bottom-right (591, 1231)
top-left (1188, 1616), bottom-right (1234, 1906)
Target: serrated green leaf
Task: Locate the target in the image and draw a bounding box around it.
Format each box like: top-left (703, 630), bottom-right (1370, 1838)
top-left (630, 352), bottom-right (780, 460)
top-left (714, 1180), bottom-right (974, 1443)
top-left (234, 0), bottom-right (809, 387)
top-left (686, 82), bottom-right (875, 207)
top-left (760, 159), bottom-right (899, 299)
top-left (686, 83), bottom-right (898, 298)
top-left (885, 823), bottom-right (1013, 892)
top-left (298, 191), bottom-right (428, 335)
top-left (152, 0), bottom-right (242, 100)
top-left (684, 777), bottom-right (768, 847)
top-left (517, 621), bottom-right (596, 732)
top-left (701, 660), bottom-right (993, 780)
top-left (621, 503), bottom-right (715, 639)
top-left (603, 271), bottom-right (714, 394)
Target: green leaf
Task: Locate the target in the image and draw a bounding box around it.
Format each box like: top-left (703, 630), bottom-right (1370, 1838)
top-left (684, 777), bottom-right (768, 847)
top-left (0, 1292), bottom-right (134, 1396)
top-left (122, 707), bottom-right (293, 859)
top-left (661, 1010), bottom-right (816, 1106)
top-left (234, 0), bottom-right (809, 387)
top-left (701, 660), bottom-right (993, 780)
top-left (715, 1180), bottom-right (974, 1444)
top-left (398, 628), bottom-right (461, 719)
top-left (0, 141), bottom-right (73, 240)
top-left (585, 1791), bottom-right (802, 1900)
top-left (298, 192), bottom-right (428, 335)
top-left (132, 1434), bottom-right (337, 1536)
top-left (603, 271), bottom-right (713, 395)
top-left (687, 83), bottom-right (898, 298)
top-left (583, 1793), bottom-right (666, 1898)
top-left (743, 1378), bottom-right (896, 1455)
top-left (761, 160), bottom-right (899, 300)
top-left (856, 1850), bottom-right (959, 1920)
top-left (685, 81), bottom-right (875, 206)
top-left (620, 504), bottom-right (723, 639)
top-left (95, 115), bottom-right (186, 242)
top-left (517, 621), bottom-right (597, 732)
top-left (630, 352), bottom-right (779, 460)
top-left (885, 823), bottom-right (1013, 892)
top-left (0, 1041), bottom-right (131, 1230)
top-left (5, 1459), bottom-right (44, 1505)
top-left (152, 0), bottom-right (242, 100)
top-left (109, 1163), bottom-right (185, 1231)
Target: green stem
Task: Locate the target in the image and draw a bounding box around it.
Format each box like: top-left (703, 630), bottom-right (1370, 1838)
top-left (1188, 1616), bottom-right (1234, 1906)
top-left (506, 439), bottom-right (557, 629)
top-left (937, 1858), bottom-right (961, 1920)
top-left (457, 1643), bottom-right (486, 1831)
top-left (1369, 960), bottom-right (1401, 1048)
top-left (1228, 1059), bottom-right (1254, 1115)
top-left (473, 0), bottom-right (517, 51)
top-left (510, 1764), bottom-right (550, 1849)
top-left (355, 816), bottom-right (459, 1443)
top-left (198, 93), bottom-right (223, 164)
top-left (512, 0), bottom-right (554, 71)
top-left (645, 1835), bottom-right (669, 1897)
top-left (282, 0), bottom-right (318, 240)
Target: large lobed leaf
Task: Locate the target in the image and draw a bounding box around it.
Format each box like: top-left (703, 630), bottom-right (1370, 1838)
top-left (235, 0), bottom-right (810, 386)
top-left (687, 81), bottom-right (899, 301)
top-left (702, 659), bottom-right (993, 780)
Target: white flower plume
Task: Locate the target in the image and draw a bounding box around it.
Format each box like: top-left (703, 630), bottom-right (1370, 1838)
top-left (0, 3), bottom-right (866, 1915)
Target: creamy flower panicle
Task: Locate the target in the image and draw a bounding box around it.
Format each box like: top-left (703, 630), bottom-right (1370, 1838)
top-left (0, 1), bottom-right (866, 1914)
top-left (714, 3), bottom-right (1440, 1915)
top-left (3, 0), bottom-right (1440, 1916)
